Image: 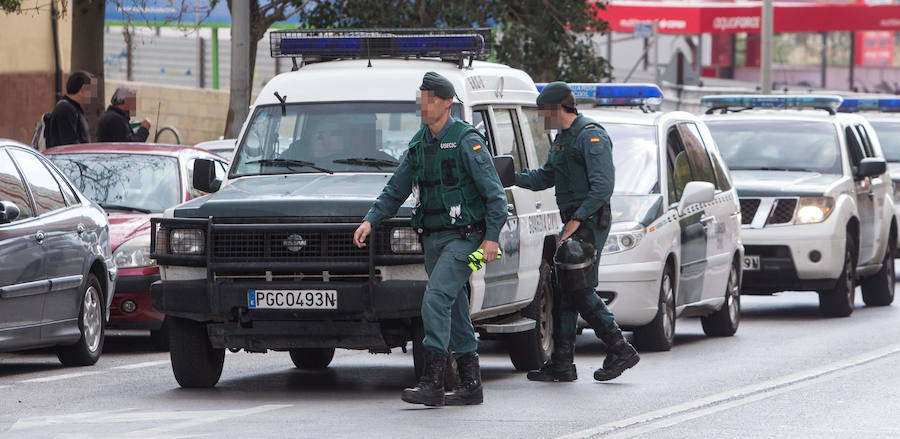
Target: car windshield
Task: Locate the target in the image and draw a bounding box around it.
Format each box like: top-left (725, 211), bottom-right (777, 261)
top-left (706, 120), bottom-right (841, 174)
top-left (869, 121), bottom-right (900, 162)
top-left (604, 123), bottom-right (659, 195)
top-left (231, 102), bottom-right (459, 177)
top-left (48, 153), bottom-right (181, 212)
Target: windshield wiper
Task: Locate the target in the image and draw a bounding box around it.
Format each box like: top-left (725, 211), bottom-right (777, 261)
top-left (98, 203), bottom-right (152, 214)
top-left (246, 158), bottom-right (334, 174)
top-left (333, 157), bottom-right (400, 170)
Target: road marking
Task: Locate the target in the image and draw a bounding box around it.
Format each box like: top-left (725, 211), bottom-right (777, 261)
top-left (113, 360), bottom-right (169, 370)
top-left (20, 370), bottom-right (102, 384)
top-left (558, 342), bottom-right (900, 439)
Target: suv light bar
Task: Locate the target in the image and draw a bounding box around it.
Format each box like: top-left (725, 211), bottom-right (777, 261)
top-left (838, 97), bottom-right (900, 113)
top-left (270, 28), bottom-right (491, 61)
top-left (535, 83), bottom-right (663, 107)
top-left (701, 95), bottom-right (844, 115)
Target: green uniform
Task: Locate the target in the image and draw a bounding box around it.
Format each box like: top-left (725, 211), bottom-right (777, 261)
top-left (365, 115), bottom-right (507, 356)
top-left (515, 114), bottom-right (618, 337)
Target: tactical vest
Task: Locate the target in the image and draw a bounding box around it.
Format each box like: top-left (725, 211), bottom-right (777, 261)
top-left (548, 116), bottom-right (602, 210)
top-left (408, 120), bottom-right (487, 231)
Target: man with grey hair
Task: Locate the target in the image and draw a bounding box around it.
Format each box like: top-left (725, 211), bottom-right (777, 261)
top-left (96, 86), bottom-right (152, 143)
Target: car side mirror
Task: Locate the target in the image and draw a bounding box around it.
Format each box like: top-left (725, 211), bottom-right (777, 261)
top-left (857, 157), bottom-right (886, 179)
top-left (193, 159), bottom-right (222, 194)
top-left (677, 181), bottom-right (715, 215)
top-left (492, 155), bottom-right (515, 188)
top-left (0, 200), bottom-right (21, 224)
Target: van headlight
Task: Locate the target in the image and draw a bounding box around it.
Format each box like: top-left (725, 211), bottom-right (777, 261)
top-left (391, 227), bottom-right (422, 254)
top-left (603, 224), bottom-right (646, 255)
top-left (114, 235), bottom-right (153, 268)
top-left (794, 197), bottom-right (834, 225)
top-left (170, 229), bottom-right (205, 255)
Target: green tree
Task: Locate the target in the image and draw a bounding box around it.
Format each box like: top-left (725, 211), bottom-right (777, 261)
top-left (304, 0), bottom-right (612, 83)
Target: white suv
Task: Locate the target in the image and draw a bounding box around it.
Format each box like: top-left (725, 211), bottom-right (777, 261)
top-left (703, 95), bottom-right (896, 317)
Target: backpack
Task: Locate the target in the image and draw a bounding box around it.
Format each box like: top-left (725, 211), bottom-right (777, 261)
top-left (31, 112), bottom-right (52, 152)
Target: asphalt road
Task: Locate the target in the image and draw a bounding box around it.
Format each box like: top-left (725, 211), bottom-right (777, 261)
top-left (2, 286), bottom-right (900, 439)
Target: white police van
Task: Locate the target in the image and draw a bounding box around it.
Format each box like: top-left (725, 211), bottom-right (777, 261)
top-left (148, 29), bottom-right (567, 387)
top-left (540, 84), bottom-right (744, 351)
top-left (839, 97), bottom-right (900, 250)
top-left (703, 95), bottom-right (896, 317)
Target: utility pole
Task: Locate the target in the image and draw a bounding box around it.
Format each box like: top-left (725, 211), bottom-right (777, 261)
top-left (226, 0), bottom-right (251, 138)
top-left (760, 0), bottom-right (773, 94)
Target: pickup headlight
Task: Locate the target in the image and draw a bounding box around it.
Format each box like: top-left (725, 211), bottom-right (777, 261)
top-left (114, 235), bottom-right (153, 268)
top-left (603, 224), bottom-right (646, 255)
top-left (794, 197), bottom-right (834, 225)
top-left (391, 227), bottom-right (422, 254)
top-left (170, 229), bottom-right (205, 255)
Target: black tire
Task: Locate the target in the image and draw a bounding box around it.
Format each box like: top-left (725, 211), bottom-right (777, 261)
top-left (633, 264), bottom-right (676, 352)
top-left (149, 317), bottom-right (170, 352)
top-left (168, 317), bottom-right (224, 388)
top-left (289, 348), bottom-right (336, 369)
top-left (819, 237), bottom-right (856, 317)
top-left (507, 261), bottom-right (554, 371)
top-left (410, 318), bottom-right (459, 388)
top-left (701, 260), bottom-right (741, 337)
top-left (861, 236), bottom-right (896, 307)
top-left (57, 274), bottom-right (105, 366)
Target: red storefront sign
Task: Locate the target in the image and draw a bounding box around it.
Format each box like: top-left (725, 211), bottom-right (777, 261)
top-left (596, 1), bottom-right (900, 34)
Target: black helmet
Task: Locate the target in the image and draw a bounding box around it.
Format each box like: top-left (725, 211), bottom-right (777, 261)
top-left (554, 237), bottom-right (598, 291)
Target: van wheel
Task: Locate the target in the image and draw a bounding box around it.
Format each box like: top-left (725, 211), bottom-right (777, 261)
top-left (507, 261), bottom-right (554, 371)
top-left (57, 274), bottom-right (105, 366)
top-left (169, 317), bottom-right (224, 388)
top-left (289, 348), bottom-right (335, 369)
top-left (861, 237), bottom-right (895, 306)
top-left (149, 317), bottom-right (170, 351)
top-left (818, 237), bottom-right (856, 317)
top-left (701, 261), bottom-right (741, 337)
top-left (633, 264), bottom-right (675, 352)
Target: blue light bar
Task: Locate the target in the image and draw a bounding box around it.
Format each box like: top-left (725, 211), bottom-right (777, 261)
top-left (701, 95), bottom-right (844, 114)
top-left (270, 29), bottom-right (490, 60)
top-left (838, 97), bottom-right (900, 113)
top-left (535, 83), bottom-right (663, 107)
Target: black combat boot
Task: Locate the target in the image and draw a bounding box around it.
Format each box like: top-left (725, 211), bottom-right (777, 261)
top-left (526, 335), bottom-right (577, 382)
top-left (593, 330), bottom-right (640, 382)
top-left (444, 353), bottom-right (483, 405)
top-left (402, 349), bottom-right (448, 406)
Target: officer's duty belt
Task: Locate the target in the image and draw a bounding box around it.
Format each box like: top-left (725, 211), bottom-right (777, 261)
top-left (418, 222), bottom-right (486, 238)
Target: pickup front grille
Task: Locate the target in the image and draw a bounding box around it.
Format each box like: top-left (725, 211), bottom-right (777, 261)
top-left (739, 197), bottom-right (798, 227)
top-left (766, 199), bottom-right (797, 225)
top-left (739, 199), bottom-right (760, 225)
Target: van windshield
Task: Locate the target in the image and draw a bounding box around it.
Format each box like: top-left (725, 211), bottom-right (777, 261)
top-left (231, 102), bottom-right (459, 177)
top-left (706, 120), bottom-right (841, 174)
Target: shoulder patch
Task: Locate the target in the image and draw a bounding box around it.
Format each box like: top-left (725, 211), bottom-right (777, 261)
top-left (472, 144), bottom-right (482, 151)
top-left (590, 138), bottom-right (600, 143)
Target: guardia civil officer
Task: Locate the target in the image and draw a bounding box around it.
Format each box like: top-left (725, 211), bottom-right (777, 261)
top-left (353, 72), bottom-right (507, 406)
top-left (515, 82), bottom-right (640, 382)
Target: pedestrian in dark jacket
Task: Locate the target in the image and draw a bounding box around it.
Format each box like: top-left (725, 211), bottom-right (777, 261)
top-left (97, 87), bottom-right (152, 143)
top-left (46, 71), bottom-right (94, 148)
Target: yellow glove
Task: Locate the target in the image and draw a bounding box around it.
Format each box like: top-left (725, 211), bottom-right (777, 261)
top-left (467, 248), bottom-right (502, 271)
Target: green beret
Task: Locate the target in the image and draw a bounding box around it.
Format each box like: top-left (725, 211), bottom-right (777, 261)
top-left (537, 81), bottom-right (572, 107)
top-left (420, 72), bottom-right (455, 100)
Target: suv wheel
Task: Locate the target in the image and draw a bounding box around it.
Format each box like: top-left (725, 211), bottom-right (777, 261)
top-left (169, 317), bottom-right (224, 388)
top-left (701, 260), bottom-right (741, 337)
top-left (289, 348), bottom-right (335, 369)
top-left (57, 274), bottom-right (105, 366)
top-left (861, 236), bottom-right (896, 306)
top-left (633, 264), bottom-right (676, 351)
top-left (507, 260), bottom-right (554, 371)
top-left (818, 237), bottom-right (856, 317)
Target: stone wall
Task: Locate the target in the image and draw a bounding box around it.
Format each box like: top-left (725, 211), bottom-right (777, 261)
top-left (105, 80), bottom-right (230, 146)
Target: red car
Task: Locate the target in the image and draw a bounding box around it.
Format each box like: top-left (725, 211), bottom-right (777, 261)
top-left (46, 143), bottom-right (229, 349)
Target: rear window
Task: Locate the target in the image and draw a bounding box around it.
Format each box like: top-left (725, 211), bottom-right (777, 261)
top-left (706, 120), bottom-right (841, 174)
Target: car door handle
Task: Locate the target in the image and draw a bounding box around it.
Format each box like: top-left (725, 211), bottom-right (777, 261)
top-left (700, 216), bottom-right (715, 226)
top-left (35, 230), bottom-right (45, 244)
top-left (507, 204), bottom-right (515, 216)
top-left (76, 223), bottom-right (86, 236)
top-left (535, 200), bottom-right (542, 210)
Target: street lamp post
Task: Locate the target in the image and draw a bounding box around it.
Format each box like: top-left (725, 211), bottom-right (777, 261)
top-left (761, 0), bottom-right (774, 93)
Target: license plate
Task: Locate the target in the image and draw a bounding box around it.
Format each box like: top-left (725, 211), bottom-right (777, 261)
top-left (743, 255), bottom-right (761, 271)
top-left (248, 290), bottom-right (337, 309)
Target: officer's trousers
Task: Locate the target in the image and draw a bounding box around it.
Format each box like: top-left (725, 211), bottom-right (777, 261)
top-left (421, 230), bottom-right (481, 356)
top-left (555, 218), bottom-right (619, 338)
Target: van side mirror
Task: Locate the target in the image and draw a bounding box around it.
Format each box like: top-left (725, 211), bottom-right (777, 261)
top-left (492, 155), bottom-right (515, 188)
top-left (857, 157), bottom-right (886, 179)
top-left (0, 201), bottom-right (21, 224)
top-left (677, 181), bottom-right (715, 215)
top-left (193, 159), bottom-right (222, 194)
